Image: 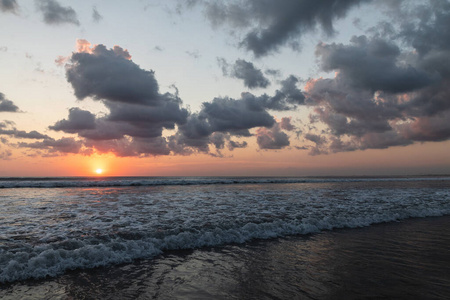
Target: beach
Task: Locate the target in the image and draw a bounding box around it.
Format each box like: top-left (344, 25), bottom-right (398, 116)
top-left (1, 215), bottom-right (449, 299)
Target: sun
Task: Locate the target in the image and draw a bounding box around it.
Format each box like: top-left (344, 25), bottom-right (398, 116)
top-left (95, 168), bottom-right (103, 175)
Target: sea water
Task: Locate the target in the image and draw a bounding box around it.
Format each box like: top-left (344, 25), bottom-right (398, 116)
top-left (0, 176), bottom-right (449, 289)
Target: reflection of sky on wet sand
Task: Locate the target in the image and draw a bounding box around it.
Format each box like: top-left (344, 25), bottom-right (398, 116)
top-left (3, 216), bottom-right (449, 299)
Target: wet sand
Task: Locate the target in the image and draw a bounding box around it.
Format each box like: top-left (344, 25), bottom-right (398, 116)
top-left (2, 215), bottom-right (450, 299)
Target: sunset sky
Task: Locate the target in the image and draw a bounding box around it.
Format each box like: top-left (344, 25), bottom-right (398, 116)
top-left (1, 0), bottom-right (449, 176)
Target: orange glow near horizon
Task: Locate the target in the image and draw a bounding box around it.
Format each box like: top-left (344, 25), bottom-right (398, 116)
top-left (0, 140), bottom-right (449, 177)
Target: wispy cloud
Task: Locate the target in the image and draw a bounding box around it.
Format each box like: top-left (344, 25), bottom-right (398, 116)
top-left (36, 0), bottom-right (80, 26)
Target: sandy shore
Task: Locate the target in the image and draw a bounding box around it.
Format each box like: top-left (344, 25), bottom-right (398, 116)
top-left (2, 215), bottom-right (450, 299)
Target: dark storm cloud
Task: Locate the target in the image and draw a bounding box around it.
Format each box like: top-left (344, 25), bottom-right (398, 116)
top-left (105, 94), bottom-right (187, 133)
top-left (168, 76), bottom-right (305, 153)
top-left (66, 44), bottom-right (160, 104)
top-left (209, 132), bottom-right (226, 150)
top-left (74, 119), bottom-right (124, 141)
top-left (49, 108), bottom-right (123, 141)
top-left (256, 121), bottom-right (290, 150)
top-left (37, 0), bottom-right (80, 26)
top-left (0, 93), bottom-right (19, 112)
top-left (174, 113), bottom-right (211, 152)
top-left (49, 107), bottom-right (96, 133)
top-left (315, 36), bottom-right (435, 93)
top-left (303, 1), bottom-right (450, 154)
top-left (53, 42), bottom-right (192, 156)
top-left (396, 110), bottom-right (450, 142)
top-left (63, 43), bottom-right (189, 142)
top-left (92, 6), bottom-right (102, 23)
top-left (202, 0), bottom-right (367, 57)
top-left (230, 59), bottom-right (270, 89)
top-left (307, 81), bottom-right (396, 137)
top-left (262, 75), bottom-right (305, 110)
top-left (398, 0), bottom-right (450, 58)
top-left (168, 75), bottom-right (306, 153)
top-left (217, 58), bottom-right (270, 89)
top-left (0, 0), bottom-right (18, 13)
top-left (175, 95), bottom-right (277, 152)
top-left (202, 96), bottom-right (275, 133)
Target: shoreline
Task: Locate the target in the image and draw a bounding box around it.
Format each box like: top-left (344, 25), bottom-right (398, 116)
top-left (2, 215), bottom-right (450, 299)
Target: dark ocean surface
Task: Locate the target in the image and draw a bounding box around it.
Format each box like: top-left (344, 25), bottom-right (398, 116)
top-left (1, 176), bottom-right (449, 299)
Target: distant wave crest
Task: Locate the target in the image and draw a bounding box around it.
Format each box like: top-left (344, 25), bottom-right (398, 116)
top-left (1, 176), bottom-right (448, 189)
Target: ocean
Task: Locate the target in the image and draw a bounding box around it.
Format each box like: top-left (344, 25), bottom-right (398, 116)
top-left (1, 176), bottom-right (449, 299)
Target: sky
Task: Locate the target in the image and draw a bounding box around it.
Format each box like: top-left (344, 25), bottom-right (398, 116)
top-left (0, 0), bottom-right (450, 177)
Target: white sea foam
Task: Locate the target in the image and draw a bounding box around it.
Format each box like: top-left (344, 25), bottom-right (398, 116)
top-left (0, 177), bottom-right (449, 283)
top-left (1, 207), bottom-right (449, 283)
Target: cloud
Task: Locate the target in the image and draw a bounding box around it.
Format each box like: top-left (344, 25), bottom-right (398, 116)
top-left (0, 93), bottom-right (19, 112)
top-left (92, 6), bottom-right (102, 23)
top-left (396, 110), bottom-right (450, 142)
top-left (217, 57), bottom-right (229, 75)
top-left (397, 0), bottom-right (450, 58)
top-left (229, 59), bottom-right (270, 89)
top-left (47, 6), bottom-right (449, 159)
top-left (85, 137), bottom-right (171, 157)
top-left (18, 137), bottom-right (83, 154)
top-left (304, 133), bottom-right (328, 155)
top-left (256, 121), bottom-right (290, 150)
top-left (0, 121), bottom-right (50, 139)
top-left (37, 0), bottom-right (80, 26)
top-left (175, 95), bottom-right (276, 152)
top-left (265, 68), bottom-right (281, 77)
top-left (279, 117), bottom-right (295, 131)
top-left (104, 96), bottom-right (188, 137)
top-left (0, 0), bottom-right (18, 13)
top-left (55, 54), bottom-right (304, 157)
top-left (0, 148), bottom-right (12, 160)
top-left (49, 107), bottom-right (96, 133)
top-left (66, 41), bottom-right (159, 105)
top-left (261, 75), bottom-right (305, 110)
top-left (170, 75), bottom-right (306, 153)
top-left (52, 41), bottom-right (190, 156)
top-left (315, 36), bottom-right (435, 93)
top-left (303, 1), bottom-right (450, 154)
top-left (201, 96), bottom-right (275, 133)
top-left (228, 139), bottom-right (247, 151)
top-left (186, 50), bottom-right (200, 59)
top-left (207, 132), bottom-right (248, 153)
top-left (201, 0), bottom-right (366, 57)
